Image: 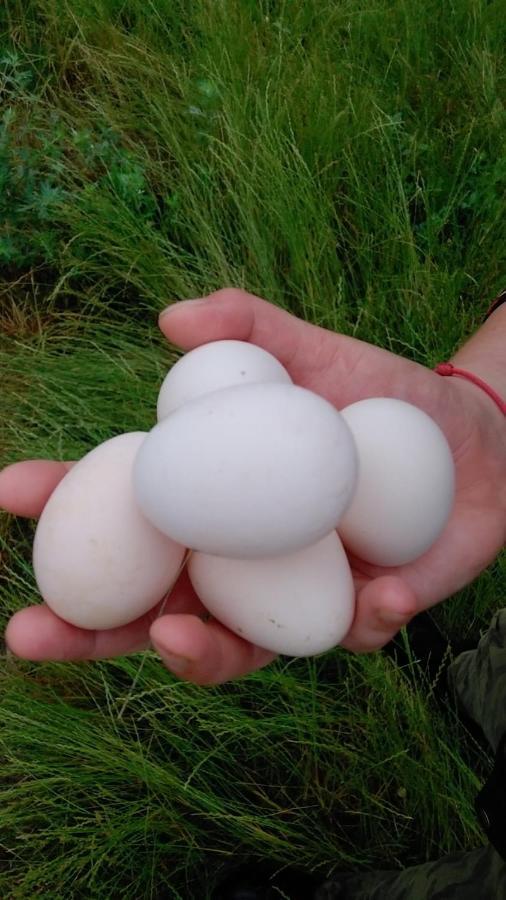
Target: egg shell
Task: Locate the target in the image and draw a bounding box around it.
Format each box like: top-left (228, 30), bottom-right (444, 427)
top-left (157, 339), bottom-right (292, 420)
top-left (188, 531), bottom-right (355, 656)
top-left (338, 398), bottom-right (455, 566)
top-left (33, 432), bottom-right (185, 630)
top-left (134, 382), bottom-right (358, 559)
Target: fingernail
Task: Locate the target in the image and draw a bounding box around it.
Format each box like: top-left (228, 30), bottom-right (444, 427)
top-left (156, 648), bottom-right (192, 675)
top-left (159, 298), bottom-right (208, 320)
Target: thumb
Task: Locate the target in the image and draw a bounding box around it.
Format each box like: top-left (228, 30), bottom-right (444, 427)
top-left (158, 288), bottom-right (342, 382)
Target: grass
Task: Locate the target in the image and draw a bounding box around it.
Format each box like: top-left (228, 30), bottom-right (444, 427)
top-left (0, 0), bottom-right (505, 896)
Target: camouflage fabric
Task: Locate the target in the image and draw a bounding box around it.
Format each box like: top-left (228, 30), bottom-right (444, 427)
top-left (315, 845), bottom-right (505, 899)
top-left (447, 609), bottom-right (506, 754)
top-left (315, 610), bottom-right (506, 900)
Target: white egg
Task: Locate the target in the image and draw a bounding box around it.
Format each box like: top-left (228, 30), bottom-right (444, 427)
top-left (134, 382), bottom-right (358, 559)
top-left (338, 398), bottom-right (455, 566)
top-left (33, 432), bottom-right (185, 630)
top-left (157, 340), bottom-right (292, 419)
top-left (188, 532), bottom-right (355, 656)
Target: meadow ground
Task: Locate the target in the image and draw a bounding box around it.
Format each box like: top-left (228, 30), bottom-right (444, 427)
top-left (0, 1), bottom-right (505, 897)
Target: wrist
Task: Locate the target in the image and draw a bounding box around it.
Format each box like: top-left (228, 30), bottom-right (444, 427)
top-left (435, 362), bottom-right (506, 419)
top-left (449, 304), bottom-right (506, 418)
top-left (445, 369), bottom-right (506, 441)
top-left (446, 370), bottom-right (502, 419)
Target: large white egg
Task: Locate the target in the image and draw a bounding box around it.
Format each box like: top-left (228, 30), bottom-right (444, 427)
top-left (134, 382), bottom-right (358, 559)
top-left (33, 433), bottom-right (185, 630)
top-left (188, 531), bottom-right (355, 656)
top-left (338, 398), bottom-right (455, 566)
top-left (157, 340), bottom-right (292, 419)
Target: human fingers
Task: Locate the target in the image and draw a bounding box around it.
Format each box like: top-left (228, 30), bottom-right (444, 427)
top-left (0, 461), bottom-right (73, 518)
top-left (341, 575), bottom-right (418, 653)
top-left (5, 570), bottom-right (206, 661)
top-left (149, 573), bottom-right (416, 681)
top-left (158, 287), bottom-right (348, 387)
top-left (150, 613), bottom-right (276, 685)
top-left (150, 575), bottom-right (417, 681)
top-left (157, 287), bottom-right (425, 411)
top-left (5, 604), bottom-right (152, 660)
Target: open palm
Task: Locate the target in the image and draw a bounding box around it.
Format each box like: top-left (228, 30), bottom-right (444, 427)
top-left (1, 289), bottom-right (504, 682)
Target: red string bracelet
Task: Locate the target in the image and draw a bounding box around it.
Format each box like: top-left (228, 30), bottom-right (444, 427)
top-left (435, 363), bottom-right (506, 416)
top-left (485, 289), bottom-right (506, 320)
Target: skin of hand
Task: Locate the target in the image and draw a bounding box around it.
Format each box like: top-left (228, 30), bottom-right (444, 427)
top-left (1, 289), bottom-right (504, 684)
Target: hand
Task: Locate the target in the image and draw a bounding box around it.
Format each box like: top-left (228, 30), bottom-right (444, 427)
top-left (1, 289), bottom-right (504, 682)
